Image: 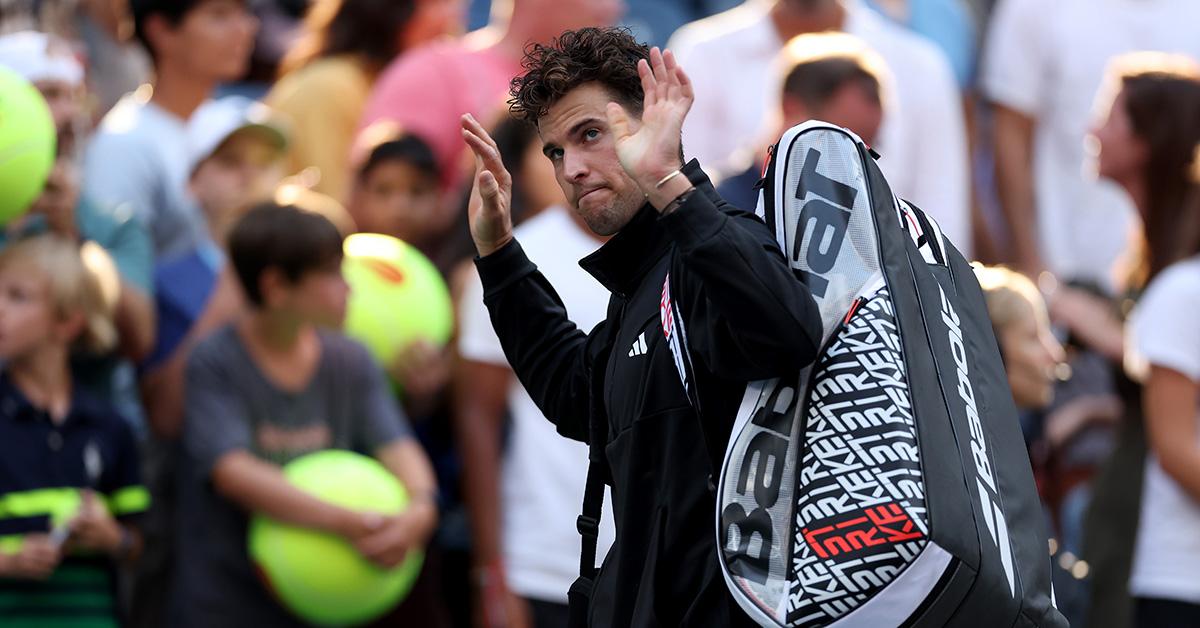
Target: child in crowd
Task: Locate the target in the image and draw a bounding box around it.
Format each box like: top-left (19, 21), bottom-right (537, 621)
top-left (169, 202), bottom-right (437, 627)
top-left (0, 235), bottom-right (147, 627)
top-left (348, 128), bottom-right (447, 250)
top-left (141, 96), bottom-right (289, 439)
top-left (976, 265), bottom-right (1064, 411)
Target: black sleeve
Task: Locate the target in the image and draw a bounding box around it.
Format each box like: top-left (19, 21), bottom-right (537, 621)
top-left (661, 167), bottom-right (822, 380)
top-left (474, 240), bottom-right (605, 443)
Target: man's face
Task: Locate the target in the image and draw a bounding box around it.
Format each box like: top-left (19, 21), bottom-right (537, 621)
top-left (538, 82), bottom-right (645, 237)
top-left (155, 0), bottom-right (257, 81)
top-left (783, 80), bottom-right (883, 146)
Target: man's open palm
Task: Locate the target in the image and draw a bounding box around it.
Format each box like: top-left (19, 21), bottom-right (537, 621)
top-left (606, 47), bottom-right (694, 187)
top-left (461, 113), bottom-right (514, 257)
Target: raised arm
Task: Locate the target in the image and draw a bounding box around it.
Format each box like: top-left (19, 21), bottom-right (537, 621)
top-left (461, 114), bottom-right (599, 441)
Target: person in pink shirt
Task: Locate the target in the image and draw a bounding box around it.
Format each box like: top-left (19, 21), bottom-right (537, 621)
top-left (358, 0), bottom-right (625, 191)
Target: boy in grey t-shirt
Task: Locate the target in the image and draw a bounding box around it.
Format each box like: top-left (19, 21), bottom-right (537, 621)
top-left (170, 202), bottom-right (438, 627)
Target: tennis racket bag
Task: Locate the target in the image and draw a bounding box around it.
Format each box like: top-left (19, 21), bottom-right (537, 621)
top-left (714, 122), bottom-right (1066, 627)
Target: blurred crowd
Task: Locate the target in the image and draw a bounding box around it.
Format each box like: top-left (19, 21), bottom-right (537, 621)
top-left (1, 0), bottom-right (1199, 627)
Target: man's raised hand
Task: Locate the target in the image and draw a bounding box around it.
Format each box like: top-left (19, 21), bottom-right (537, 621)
top-left (605, 47), bottom-right (696, 209)
top-left (461, 114), bottom-right (515, 257)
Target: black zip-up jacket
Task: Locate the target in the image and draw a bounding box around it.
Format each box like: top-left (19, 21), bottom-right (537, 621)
top-left (475, 161), bottom-right (822, 627)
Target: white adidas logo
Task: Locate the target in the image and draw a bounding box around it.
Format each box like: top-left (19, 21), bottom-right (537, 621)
top-left (628, 332), bottom-right (648, 357)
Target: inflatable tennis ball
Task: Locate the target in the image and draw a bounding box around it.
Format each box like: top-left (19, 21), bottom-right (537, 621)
top-left (342, 233), bottom-right (453, 368)
top-left (0, 67), bottom-right (55, 225)
top-left (249, 450), bottom-right (424, 626)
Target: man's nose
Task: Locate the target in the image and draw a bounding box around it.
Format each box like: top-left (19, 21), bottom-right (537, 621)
top-left (563, 149), bottom-right (588, 182)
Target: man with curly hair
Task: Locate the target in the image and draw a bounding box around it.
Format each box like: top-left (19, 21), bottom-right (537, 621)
top-left (460, 27), bottom-right (821, 627)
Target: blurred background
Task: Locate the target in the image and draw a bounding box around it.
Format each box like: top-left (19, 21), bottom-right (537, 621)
top-left (1, 0), bottom-right (1199, 627)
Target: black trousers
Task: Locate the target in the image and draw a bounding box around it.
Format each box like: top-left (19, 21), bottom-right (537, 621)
top-left (1135, 597), bottom-right (1200, 628)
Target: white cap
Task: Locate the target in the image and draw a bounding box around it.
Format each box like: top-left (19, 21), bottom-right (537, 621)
top-left (0, 31), bottom-right (84, 86)
top-left (187, 96), bottom-right (289, 173)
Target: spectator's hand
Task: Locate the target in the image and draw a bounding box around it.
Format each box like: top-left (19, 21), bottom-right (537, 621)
top-left (351, 499), bottom-right (437, 569)
top-left (462, 114), bottom-right (514, 257)
top-left (0, 534), bottom-right (63, 580)
top-left (605, 47), bottom-right (694, 209)
top-left (472, 562), bottom-right (533, 628)
top-left (389, 340), bottom-right (451, 414)
top-left (68, 491), bottom-right (124, 555)
top-left (29, 158), bottom-right (80, 240)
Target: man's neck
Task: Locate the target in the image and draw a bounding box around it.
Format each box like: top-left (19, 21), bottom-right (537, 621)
top-left (150, 63), bottom-right (214, 120)
top-left (8, 346), bottom-right (72, 423)
top-left (769, 0), bottom-right (846, 42)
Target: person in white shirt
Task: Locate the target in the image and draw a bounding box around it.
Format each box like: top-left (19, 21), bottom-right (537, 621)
top-left (981, 0), bottom-right (1200, 289)
top-left (84, 0), bottom-right (258, 260)
top-left (668, 0), bottom-right (970, 253)
top-left (455, 116), bottom-right (615, 628)
top-left (1088, 53), bottom-right (1200, 628)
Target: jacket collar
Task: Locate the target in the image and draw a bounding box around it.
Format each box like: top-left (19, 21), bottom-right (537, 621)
top-left (579, 159), bottom-right (710, 296)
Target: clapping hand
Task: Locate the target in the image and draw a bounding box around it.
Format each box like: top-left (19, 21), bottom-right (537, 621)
top-left (461, 114), bottom-right (515, 257)
top-left (604, 47), bottom-right (696, 209)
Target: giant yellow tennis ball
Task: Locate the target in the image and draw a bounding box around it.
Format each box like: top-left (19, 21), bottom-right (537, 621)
top-left (248, 450), bottom-right (424, 626)
top-left (0, 67), bottom-right (55, 225)
top-left (342, 233), bottom-right (453, 367)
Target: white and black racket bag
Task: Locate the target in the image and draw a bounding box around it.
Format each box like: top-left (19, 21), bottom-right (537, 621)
top-left (715, 122), bottom-right (1066, 627)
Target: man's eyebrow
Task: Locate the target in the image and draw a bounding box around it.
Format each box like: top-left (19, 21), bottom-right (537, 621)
top-left (542, 117), bottom-right (606, 157)
top-left (568, 117), bottom-right (604, 138)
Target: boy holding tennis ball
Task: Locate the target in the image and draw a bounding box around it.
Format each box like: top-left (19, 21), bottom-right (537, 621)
top-left (0, 234), bottom-right (147, 627)
top-left (171, 201), bottom-right (438, 626)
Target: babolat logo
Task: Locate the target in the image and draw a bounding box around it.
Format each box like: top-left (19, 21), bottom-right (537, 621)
top-left (938, 284), bottom-right (1017, 596)
top-left (721, 381), bottom-right (796, 585)
top-left (792, 147), bottom-right (857, 298)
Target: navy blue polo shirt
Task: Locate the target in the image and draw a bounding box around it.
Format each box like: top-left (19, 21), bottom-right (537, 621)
top-left (0, 371), bottom-right (148, 627)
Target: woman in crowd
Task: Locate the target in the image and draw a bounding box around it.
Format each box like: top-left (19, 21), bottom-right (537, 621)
top-left (1093, 54), bottom-right (1200, 628)
top-left (266, 0), bottom-right (464, 202)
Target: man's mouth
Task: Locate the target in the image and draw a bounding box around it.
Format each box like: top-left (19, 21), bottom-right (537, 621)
top-left (579, 186), bottom-right (607, 202)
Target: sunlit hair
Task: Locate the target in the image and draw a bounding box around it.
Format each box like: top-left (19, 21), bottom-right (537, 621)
top-left (509, 27), bottom-right (650, 124)
top-left (776, 32), bottom-right (890, 112)
top-left (279, 0), bottom-right (417, 77)
top-left (1097, 52), bottom-right (1200, 288)
top-left (974, 264), bottom-right (1047, 334)
top-left (0, 234), bottom-right (117, 354)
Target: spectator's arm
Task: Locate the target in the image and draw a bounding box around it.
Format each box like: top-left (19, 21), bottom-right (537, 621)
top-left (211, 450), bottom-right (365, 534)
top-left (452, 359), bottom-right (510, 570)
top-left (907, 46), bottom-right (971, 254)
top-left (1143, 365), bottom-right (1200, 502)
top-left (374, 437), bottom-right (438, 512)
top-left (992, 105), bottom-right (1042, 275)
top-left (141, 268), bottom-right (242, 439)
top-left (114, 280), bottom-right (155, 362)
top-left (981, 0), bottom-right (1047, 275)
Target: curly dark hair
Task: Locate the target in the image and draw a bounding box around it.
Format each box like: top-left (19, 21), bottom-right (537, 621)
top-left (509, 28), bottom-right (650, 124)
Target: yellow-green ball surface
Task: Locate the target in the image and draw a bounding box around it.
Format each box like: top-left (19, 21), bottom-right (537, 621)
top-left (248, 450), bottom-right (424, 626)
top-left (342, 233), bottom-right (453, 368)
top-left (0, 68), bottom-right (55, 225)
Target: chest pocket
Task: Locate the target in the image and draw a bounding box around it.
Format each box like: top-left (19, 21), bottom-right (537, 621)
top-left (604, 310), bottom-right (691, 437)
